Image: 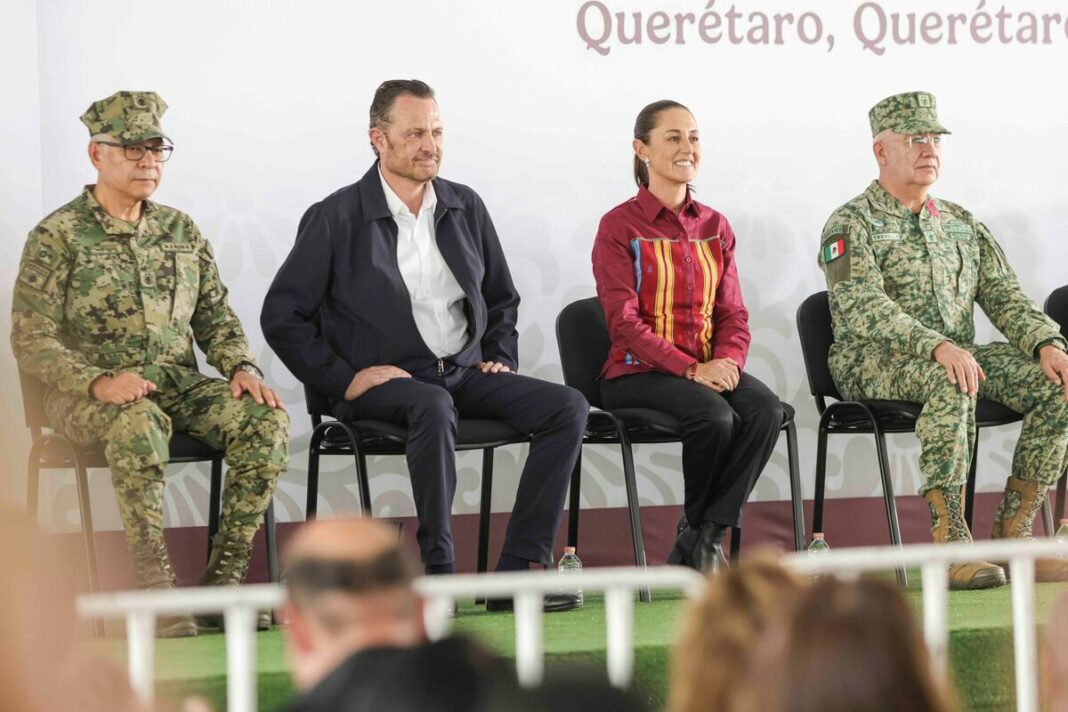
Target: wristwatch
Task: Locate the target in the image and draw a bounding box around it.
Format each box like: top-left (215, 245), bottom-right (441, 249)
top-left (232, 363), bottom-right (263, 380)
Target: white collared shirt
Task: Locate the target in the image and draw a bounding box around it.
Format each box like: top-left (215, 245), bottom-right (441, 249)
top-left (379, 168), bottom-right (469, 358)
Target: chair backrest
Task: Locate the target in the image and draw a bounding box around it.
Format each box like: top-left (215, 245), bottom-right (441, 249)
top-left (304, 383), bottom-right (333, 420)
top-left (556, 297), bottom-right (611, 409)
top-left (17, 368), bottom-right (49, 435)
top-left (796, 291), bottom-right (843, 403)
top-left (1045, 285), bottom-right (1068, 338)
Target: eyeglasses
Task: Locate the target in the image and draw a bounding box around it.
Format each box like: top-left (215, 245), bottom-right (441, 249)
top-left (904, 134), bottom-right (946, 150)
top-left (97, 141), bottom-right (174, 162)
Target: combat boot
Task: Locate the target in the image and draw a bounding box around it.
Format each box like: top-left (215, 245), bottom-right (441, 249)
top-left (991, 476), bottom-right (1068, 582)
top-left (924, 487), bottom-right (1006, 590)
top-left (130, 540), bottom-right (198, 638)
top-left (195, 534), bottom-right (272, 631)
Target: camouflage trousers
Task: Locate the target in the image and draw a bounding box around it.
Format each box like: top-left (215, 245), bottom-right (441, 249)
top-left (43, 366), bottom-right (289, 553)
top-left (830, 342), bottom-right (1068, 495)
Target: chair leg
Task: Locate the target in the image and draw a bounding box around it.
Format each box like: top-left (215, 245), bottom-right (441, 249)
top-left (784, 421), bottom-right (805, 552)
top-left (475, 449), bottom-right (495, 606)
top-left (1057, 470), bottom-right (1067, 524)
top-left (264, 501), bottom-right (278, 583)
top-left (617, 427), bottom-right (650, 603)
top-left (207, 457), bottom-right (223, 561)
top-left (1042, 497), bottom-right (1056, 537)
top-left (26, 445), bottom-right (42, 523)
top-left (306, 427), bottom-right (323, 521)
top-left (964, 428), bottom-right (979, 531)
top-left (873, 428), bottom-right (908, 587)
top-left (567, 454), bottom-right (581, 549)
top-left (354, 436), bottom-right (372, 517)
top-left (729, 525), bottom-right (741, 562)
top-left (812, 414), bottom-right (831, 538)
top-left (72, 455), bottom-right (100, 595)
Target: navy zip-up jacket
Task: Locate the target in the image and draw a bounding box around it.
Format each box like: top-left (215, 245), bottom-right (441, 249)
top-left (261, 163), bottom-right (520, 398)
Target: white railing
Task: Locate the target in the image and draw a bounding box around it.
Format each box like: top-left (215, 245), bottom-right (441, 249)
top-left (78, 584), bottom-right (285, 712)
top-left (412, 566), bottom-right (706, 687)
top-left (77, 538), bottom-right (1068, 712)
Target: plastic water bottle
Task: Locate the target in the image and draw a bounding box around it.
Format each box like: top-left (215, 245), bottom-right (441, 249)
top-left (1056, 519), bottom-right (1068, 559)
top-left (807, 532), bottom-right (830, 554)
top-left (558, 547), bottom-right (584, 607)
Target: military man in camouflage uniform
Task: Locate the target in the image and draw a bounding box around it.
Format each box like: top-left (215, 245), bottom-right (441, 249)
top-left (819, 91), bottom-right (1068, 589)
top-left (11, 92), bottom-right (290, 636)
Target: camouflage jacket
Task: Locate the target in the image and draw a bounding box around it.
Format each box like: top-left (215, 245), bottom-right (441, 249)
top-left (11, 186), bottom-right (257, 395)
top-left (819, 181), bottom-right (1065, 361)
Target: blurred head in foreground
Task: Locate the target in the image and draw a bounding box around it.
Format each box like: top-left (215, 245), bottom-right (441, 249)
top-left (282, 518), bottom-right (424, 691)
top-left (1044, 590), bottom-right (1068, 712)
top-left (741, 577), bottom-right (956, 712)
top-left (283, 518), bottom-right (527, 712)
top-left (668, 554), bottom-right (806, 712)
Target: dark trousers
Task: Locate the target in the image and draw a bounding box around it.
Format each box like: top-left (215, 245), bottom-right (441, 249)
top-left (334, 366), bottom-right (587, 567)
top-left (600, 371), bottom-right (782, 528)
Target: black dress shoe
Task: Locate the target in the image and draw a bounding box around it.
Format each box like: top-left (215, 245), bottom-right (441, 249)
top-left (485, 592), bottom-right (582, 613)
top-left (694, 523), bottom-right (729, 573)
top-left (667, 524), bottom-right (700, 567)
top-left (676, 514), bottom-right (688, 536)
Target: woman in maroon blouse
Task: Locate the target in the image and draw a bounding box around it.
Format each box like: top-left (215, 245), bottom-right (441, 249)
top-left (592, 100), bottom-right (783, 572)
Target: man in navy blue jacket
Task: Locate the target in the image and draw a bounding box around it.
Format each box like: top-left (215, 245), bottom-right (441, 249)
top-left (262, 81), bottom-right (587, 607)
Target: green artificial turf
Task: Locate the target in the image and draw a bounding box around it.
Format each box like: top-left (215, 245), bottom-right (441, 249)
top-left (86, 583), bottom-right (1068, 712)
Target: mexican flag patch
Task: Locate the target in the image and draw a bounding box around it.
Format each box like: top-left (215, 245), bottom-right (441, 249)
top-left (822, 238), bottom-right (846, 263)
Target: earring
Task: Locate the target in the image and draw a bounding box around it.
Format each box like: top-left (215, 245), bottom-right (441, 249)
top-left (643, 159), bottom-right (650, 166)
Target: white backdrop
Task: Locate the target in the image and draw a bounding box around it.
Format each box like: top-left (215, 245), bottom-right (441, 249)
top-left (2, 0), bottom-right (1065, 533)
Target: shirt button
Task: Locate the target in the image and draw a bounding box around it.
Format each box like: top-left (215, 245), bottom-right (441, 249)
top-left (686, 284), bottom-right (694, 291)
top-left (685, 256), bottom-right (692, 263)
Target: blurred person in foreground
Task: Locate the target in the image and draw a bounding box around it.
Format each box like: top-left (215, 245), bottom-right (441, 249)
top-left (282, 518), bottom-right (514, 711)
top-left (740, 577), bottom-right (956, 712)
top-left (1044, 589), bottom-right (1068, 711)
top-left (668, 555), bottom-right (806, 712)
top-left (0, 507), bottom-right (146, 712)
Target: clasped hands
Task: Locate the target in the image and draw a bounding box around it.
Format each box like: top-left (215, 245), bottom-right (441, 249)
top-left (690, 358), bottom-right (740, 393)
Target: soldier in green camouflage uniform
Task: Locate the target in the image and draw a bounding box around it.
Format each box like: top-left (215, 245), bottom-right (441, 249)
top-left (10, 92), bottom-right (290, 636)
top-left (819, 91), bottom-right (1068, 589)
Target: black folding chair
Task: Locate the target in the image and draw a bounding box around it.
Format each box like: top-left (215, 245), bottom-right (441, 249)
top-left (303, 385), bottom-right (530, 578)
top-left (795, 291), bottom-right (1048, 586)
top-left (556, 297), bottom-right (805, 596)
top-left (1044, 285), bottom-right (1068, 524)
top-left (19, 369), bottom-right (278, 602)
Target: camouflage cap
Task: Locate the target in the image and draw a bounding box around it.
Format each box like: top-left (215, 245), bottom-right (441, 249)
top-left (80, 91), bottom-right (171, 146)
top-left (868, 91), bottom-right (951, 137)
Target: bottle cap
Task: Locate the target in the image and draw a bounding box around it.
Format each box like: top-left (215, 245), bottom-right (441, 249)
top-left (813, 533), bottom-right (825, 540)
top-left (563, 546), bottom-right (576, 555)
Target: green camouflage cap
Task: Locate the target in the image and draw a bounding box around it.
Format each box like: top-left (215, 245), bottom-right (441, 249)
top-left (80, 91), bottom-right (170, 146)
top-left (868, 91), bottom-right (951, 137)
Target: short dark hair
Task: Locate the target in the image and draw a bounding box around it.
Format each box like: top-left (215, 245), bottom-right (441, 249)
top-left (633, 99), bottom-right (692, 187)
top-left (369, 79), bottom-right (436, 156)
top-left (285, 546), bottom-right (419, 607)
